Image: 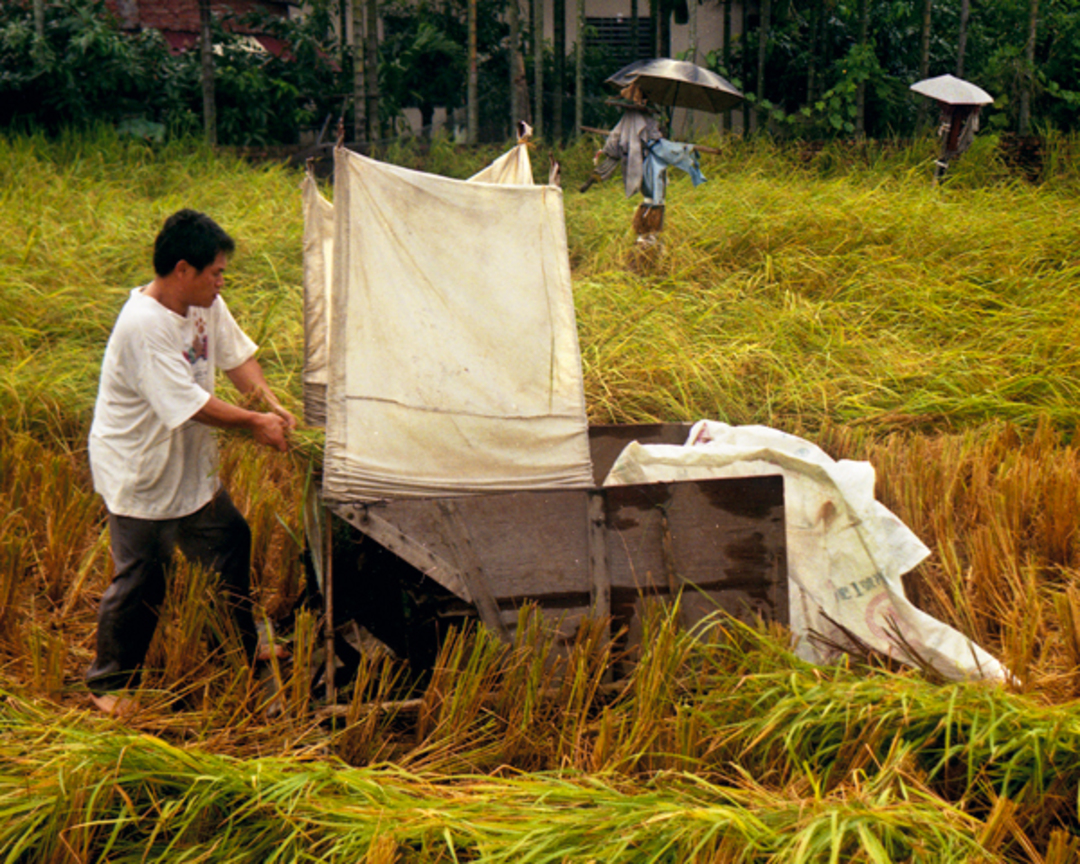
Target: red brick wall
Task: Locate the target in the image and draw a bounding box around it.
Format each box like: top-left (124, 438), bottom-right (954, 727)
top-left (104, 0), bottom-right (293, 36)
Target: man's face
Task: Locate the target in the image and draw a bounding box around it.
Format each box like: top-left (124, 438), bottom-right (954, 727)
top-left (179, 252), bottom-right (228, 309)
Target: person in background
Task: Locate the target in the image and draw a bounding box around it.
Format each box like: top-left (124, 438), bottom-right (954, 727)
top-left (580, 82), bottom-right (706, 249)
top-left (935, 102), bottom-right (981, 181)
top-left (86, 209), bottom-right (296, 715)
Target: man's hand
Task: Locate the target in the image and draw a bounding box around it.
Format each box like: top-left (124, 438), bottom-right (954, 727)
top-left (251, 411), bottom-right (290, 452)
top-left (226, 359), bottom-right (298, 429)
top-left (269, 404), bottom-right (298, 433)
top-left (193, 398), bottom-right (290, 452)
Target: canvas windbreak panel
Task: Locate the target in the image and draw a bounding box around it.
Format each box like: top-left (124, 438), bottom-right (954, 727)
top-left (303, 143), bottom-right (532, 427)
top-left (322, 148), bottom-right (594, 501)
top-left (467, 142), bottom-right (535, 185)
top-left (301, 174), bottom-right (334, 426)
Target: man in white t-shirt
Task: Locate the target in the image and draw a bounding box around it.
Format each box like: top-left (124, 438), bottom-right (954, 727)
top-left (86, 209), bottom-right (296, 715)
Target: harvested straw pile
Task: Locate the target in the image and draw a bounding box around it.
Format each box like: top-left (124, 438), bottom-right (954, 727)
top-left (5, 618), bottom-right (1080, 862)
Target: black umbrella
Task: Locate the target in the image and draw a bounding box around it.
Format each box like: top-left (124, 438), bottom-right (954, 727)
top-left (606, 58), bottom-right (744, 114)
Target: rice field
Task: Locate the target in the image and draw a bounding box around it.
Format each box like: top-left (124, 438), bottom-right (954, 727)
top-left (5, 127), bottom-right (1080, 861)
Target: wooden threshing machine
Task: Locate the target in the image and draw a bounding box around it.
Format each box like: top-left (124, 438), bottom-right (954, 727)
top-left (301, 143), bottom-right (787, 695)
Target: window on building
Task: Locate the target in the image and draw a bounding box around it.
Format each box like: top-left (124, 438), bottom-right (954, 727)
top-left (585, 16), bottom-right (651, 66)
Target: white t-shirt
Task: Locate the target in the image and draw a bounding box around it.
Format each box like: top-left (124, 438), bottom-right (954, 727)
top-left (89, 287), bottom-right (257, 519)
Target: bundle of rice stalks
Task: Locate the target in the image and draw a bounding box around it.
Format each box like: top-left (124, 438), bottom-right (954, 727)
top-left (0, 684), bottom-right (999, 864)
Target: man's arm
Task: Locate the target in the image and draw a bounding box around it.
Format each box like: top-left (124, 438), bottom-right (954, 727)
top-left (225, 357), bottom-right (299, 431)
top-left (193, 395), bottom-right (290, 452)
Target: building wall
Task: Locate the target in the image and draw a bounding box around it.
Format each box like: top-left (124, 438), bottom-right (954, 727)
top-left (562, 0), bottom-right (741, 60)
top-left (104, 0), bottom-right (295, 38)
top-left (539, 0), bottom-right (751, 136)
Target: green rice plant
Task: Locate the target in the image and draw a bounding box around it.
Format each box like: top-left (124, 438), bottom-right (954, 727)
top-left (484, 605), bottom-right (569, 770)
top-left (819, 422), bottom-right (1080, 697)
top-left (406, 622), bottom-right (519, 773)
top-left (9, 129), bottom-right (1080, 442)
top-left (280, 607), bottom-right (317, 724)
top-left (0, 531), bottom-right (25, 648)
top-left (565, 137), bottom-right (1080, 430)
top-left (25, 621), bottom-right (65, 698)
top-left (1, 600), bottom-right (1075, 861)
top-left (332, 647), bottom-right (410, 766)
top-left (0, 129), bottom-right (306, 446)
top-left (677, 619), bottom-right (1080, 848)
top-left (0, 426), bottom-right (100, 605)
top-left (143, 557), bottom-right (246, 691)
top-left (588, 601), bottom-right (702, 775)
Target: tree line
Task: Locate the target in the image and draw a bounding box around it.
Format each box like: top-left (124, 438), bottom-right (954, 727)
top-left (738, 0), bottom-right (1075, 140)
top-left (0, 0), bottom-right (1076, 146)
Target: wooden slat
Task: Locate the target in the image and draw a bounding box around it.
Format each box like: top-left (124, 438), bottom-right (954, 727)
top-left (330, 502), bottom-right (473, 602)
top-left (587, 490), bottom-right (610, 623)
top-left (434, 500), bottom-right (511, 643)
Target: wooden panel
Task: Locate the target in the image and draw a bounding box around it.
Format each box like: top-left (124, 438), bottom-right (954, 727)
top-left (587, 423), bottom-right (693, 486)
top-left (368, 490), bottom-right (593, 600)
top-left (326, 407), bottom-right (789, 667)
top-left (604, 476), bottom-right (787, 627)
top-left (587, 491), bottom-right (610, 622)
top-left (346, 474), bottom-right (786, 627)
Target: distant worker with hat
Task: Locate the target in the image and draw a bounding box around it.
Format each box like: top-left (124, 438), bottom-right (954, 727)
top-left (909, 73), bottom-right (993, 182)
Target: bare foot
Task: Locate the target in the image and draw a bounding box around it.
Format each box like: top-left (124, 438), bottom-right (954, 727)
top-left (90, 692), bottom-right (138, 717)
top-left (255, 642), bottom-right (291, 662)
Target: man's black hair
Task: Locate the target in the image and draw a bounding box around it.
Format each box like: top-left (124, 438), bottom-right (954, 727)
top-left (153, 209), bottom-right (236, 276)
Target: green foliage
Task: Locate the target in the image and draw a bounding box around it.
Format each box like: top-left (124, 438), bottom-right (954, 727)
top-left (227, 6), bottom-right (342, 143)
top-left (711, 0), bottom-right (1080, 139)
top-left (0, 0), bottom-right (340, 145)
top-left (380, 0), bottom-right (513, 140)
top-left (380, 13), bottom-right (467, 134)
top-left (0, 0), bottom-right (171, 133)
top-left (8, 0), bottom-right (1080, 144)
top-left (742, 39), bottom-right (886, 138)
top-left (155, 13), bottom-right (338, 146)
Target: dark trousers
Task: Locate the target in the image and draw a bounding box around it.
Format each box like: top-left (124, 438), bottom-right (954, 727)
top-left (85, 488), bottom-right (256, 695)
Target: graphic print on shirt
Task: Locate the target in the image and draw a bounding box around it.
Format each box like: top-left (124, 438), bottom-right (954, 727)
top-left (185, 313), bottom-right (212, 392)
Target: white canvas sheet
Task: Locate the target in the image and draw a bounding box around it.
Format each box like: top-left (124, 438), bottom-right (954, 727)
top-left (301, 174), bottom-right (334, 425)
top-left (303, 143), bottom-right (535, 427)
top-left (467, 142), bottom-right (535, 185)
top-left (322, 147), bottom-right (594, 501)
top-left (604, 420), bottom-right (1007, 683)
